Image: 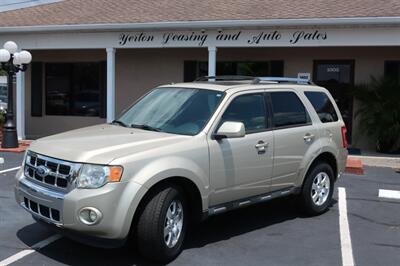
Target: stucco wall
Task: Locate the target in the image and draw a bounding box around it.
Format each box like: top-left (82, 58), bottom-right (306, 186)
top-left (24, 47), bottom-right (400, 150)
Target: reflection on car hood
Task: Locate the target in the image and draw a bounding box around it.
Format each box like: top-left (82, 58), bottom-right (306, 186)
top-left (29, 124), bottom-right (190, 165)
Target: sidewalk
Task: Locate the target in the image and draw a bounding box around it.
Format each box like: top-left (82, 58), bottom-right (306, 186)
top-left (349, 151), bottom-right (400, 169)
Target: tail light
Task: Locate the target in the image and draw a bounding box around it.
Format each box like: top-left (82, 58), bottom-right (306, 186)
top-left (341, 126), bottom-right (348, 148)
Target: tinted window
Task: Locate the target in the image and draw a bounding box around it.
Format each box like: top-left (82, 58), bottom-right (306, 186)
top-left (45, 63), bottom-right (105, 116)
top-left (221, 93), bottom-right (267, 132)
top-left (270, 92), bottom-right (308, 127)
top-left (385, 61), bottom-right (400, 84)
top-left (305, 91), bottom-right (338, 123)
top-left (314, 63), bottom-right (352, 84)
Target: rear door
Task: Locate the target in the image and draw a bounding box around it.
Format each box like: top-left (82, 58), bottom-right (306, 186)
top-left (268, 90), bottom-right (319, 191)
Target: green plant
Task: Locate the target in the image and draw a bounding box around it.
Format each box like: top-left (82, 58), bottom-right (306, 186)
top-left (0, 111), bottom-right (5, 125)
top-left (352, 76), bottom-right (400, 153)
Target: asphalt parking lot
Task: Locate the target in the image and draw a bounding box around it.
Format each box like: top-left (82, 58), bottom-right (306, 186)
top-left (0, 152), bottom-right (399, 266)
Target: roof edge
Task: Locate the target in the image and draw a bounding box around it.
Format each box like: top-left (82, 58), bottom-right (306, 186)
top-left (1, 16), bottom-right (400, 33)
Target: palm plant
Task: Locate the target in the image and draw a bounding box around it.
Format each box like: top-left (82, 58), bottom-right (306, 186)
top-left (0, 111), bottom-right (5, 125)
top-left (352, 76), bottom-right (400, 153)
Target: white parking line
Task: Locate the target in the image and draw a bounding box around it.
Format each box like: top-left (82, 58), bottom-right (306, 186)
top-left (0, 235), bottom-right (61, 266)
top-left (379, 189), bottom-right (400, 200)
top-left (338, 187), bottom-right (355, 266)
top-left (0, 167), bottom-right (21, 174)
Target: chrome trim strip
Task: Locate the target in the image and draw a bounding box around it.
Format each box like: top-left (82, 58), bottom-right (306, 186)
top-left (212, 207), bottom-right (227, 214)
top-left (25, 151), bottom-right (82, 191)
top-left (20, 178), bottom-right (66, 199)
top-left (208, 187), bottom-right (296, 216)
top-left (260, 195), bottom-right (272, 201)
top-left (238, 200), bottom-right (251, 206)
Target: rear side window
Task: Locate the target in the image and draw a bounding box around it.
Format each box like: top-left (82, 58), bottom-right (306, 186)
top-left (221, 93), bottom-right (267, 133)
top-left (270, 91), bottom-right (309, 128)
top-left (305, 91), bottom-right (338, 123)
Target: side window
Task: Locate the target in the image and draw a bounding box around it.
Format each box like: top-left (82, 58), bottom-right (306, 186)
top-left (270, 91), bottom-right (309, 128)
top-left (220, 93), bottom-right (267, 133)
top-left (304, 91), bottom-right (339, 123)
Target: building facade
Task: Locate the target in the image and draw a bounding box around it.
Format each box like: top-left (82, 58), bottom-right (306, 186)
top-left (0, 0), bottom-right (400, 150)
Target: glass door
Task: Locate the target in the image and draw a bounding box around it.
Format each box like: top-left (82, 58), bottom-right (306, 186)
top-left (313, 60), bottom-right (355, 143)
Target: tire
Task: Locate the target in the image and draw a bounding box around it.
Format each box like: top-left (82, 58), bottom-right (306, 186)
top-left (136, 186), bottom-right (187, 263)
top-left (301, 162), bottom-right (334, 215)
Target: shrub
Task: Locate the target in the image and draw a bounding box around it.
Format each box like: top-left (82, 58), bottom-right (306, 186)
top-left (352, 76), bottom-right (400, 153)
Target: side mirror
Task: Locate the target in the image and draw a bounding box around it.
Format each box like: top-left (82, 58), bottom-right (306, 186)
top-left (214, 121), bottom-right (245, 139)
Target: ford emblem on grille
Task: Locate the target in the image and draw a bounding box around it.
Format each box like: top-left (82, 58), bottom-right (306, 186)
top-left (36, 165), bottom-right (50, 178)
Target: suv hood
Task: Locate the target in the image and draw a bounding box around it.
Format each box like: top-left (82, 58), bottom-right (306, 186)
top-left (29, 124), bottom-right (190, 165)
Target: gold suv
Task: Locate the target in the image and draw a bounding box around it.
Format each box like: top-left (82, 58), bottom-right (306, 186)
top-left (15, 76), bottom-right (348, 262)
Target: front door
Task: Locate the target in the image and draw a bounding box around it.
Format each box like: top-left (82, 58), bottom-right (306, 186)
top-left (208, 91), bottom-right (273, 206)
top-left (313, 60), bottom-right (355, 143)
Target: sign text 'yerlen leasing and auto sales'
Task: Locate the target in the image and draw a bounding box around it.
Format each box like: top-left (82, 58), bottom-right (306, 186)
top-left (118, 29), bottom-right (328, 47)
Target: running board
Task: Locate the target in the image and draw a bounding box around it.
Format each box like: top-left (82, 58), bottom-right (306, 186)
top-left (208, 187), bottom-right (297, 216)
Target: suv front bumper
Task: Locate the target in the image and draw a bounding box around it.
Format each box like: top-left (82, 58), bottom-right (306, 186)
top-left (14, 169), bottom-right (146, 243)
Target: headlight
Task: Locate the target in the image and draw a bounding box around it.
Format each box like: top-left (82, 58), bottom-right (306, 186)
top-left (77, 164), bottom-right (123, 189)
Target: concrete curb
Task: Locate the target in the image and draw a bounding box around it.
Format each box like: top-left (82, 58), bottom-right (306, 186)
top-left (349, 155), bottom-right (400, 169)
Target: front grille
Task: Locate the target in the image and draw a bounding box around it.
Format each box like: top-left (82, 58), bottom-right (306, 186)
top-left (24, 152), bottom-right (80, 190)
top-left (24, 197), bottom-right (61, 222)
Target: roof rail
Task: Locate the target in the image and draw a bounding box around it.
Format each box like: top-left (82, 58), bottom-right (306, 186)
top-left (195, 75), bottom-right (254, 82)
top-left (253, 77), bottom-right (314, 85)
top-left (194, 75), bottom-right (314, 85)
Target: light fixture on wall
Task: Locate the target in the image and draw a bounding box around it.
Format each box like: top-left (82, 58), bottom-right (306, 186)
top-left (0, 41), bottom-right (32, 148)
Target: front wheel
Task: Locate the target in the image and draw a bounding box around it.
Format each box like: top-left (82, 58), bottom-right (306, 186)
top-left (301, 162), bottom-right (334, 215)
top-left (136, 186), bottom-right (187, 263)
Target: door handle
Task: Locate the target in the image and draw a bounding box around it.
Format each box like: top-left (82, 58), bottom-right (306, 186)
top-left (303, 133), bottom-right (315, 143)
top-left (255, 141), bottom-right (269, 153)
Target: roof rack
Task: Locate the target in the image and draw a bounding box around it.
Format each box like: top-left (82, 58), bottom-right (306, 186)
top-left (252, 77), bottom-right (314, 85)
top-left (194, 76), bottom-right (313, 85)
top-left (195, 75), bottom-right (254, 82)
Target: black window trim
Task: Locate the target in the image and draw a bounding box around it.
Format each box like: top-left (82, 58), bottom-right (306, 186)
top-left (214, 91), bottom-right (272, 136)
top-left (303, 90), bottom-right (339, 124)
top-left (266, 91), bottom-right (313, 130)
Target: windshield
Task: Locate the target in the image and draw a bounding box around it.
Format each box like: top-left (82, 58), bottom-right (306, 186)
top-left (116, 87), bottom-right (225, 135)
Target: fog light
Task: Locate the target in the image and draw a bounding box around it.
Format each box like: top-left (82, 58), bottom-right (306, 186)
top-left (79, 207), bottom-right (102, 225)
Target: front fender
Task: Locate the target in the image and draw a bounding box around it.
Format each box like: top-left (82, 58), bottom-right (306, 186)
top-left (132, 156), bottom-right (209, 208)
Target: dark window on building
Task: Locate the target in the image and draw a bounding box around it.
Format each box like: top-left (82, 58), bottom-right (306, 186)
top-left (45, 62), bottom-right (106, 116)
top-left (270, 91), bottom-right (309, 128)
top-left (220, 93), bottom-right (267, 133)
top-left (385, 61), bottom-right (400, 84)
top-left (305, 91), bottom-right (338, 123)
top-left (314, 63), bottom-right (352, 85)
top-left (184, 61), bottom-right (284, 82)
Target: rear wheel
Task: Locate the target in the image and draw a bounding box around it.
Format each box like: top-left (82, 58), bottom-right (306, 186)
top-left (301, 162), bottom-right (334, 215)
top-left (136, 186), bottom-right (187, 263)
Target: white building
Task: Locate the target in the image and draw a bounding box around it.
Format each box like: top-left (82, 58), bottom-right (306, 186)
top-left (0, 0), bottom-right (399, 150)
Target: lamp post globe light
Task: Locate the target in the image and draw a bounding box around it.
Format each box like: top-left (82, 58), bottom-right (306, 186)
top-left (0, 41), bottom-right (32, 148)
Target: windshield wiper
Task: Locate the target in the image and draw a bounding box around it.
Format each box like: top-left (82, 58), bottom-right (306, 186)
top-left (130, 124), bottom-right (162, 132)
top-left (111, 120), bottom-right (129, 127)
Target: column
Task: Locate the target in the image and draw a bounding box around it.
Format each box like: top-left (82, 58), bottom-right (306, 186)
top-left (208, 46), bottom-right (217, 78)
top-left (106, 48), bottom-right (116, 123)
top-left (16, 71), bottom-right (25, 140)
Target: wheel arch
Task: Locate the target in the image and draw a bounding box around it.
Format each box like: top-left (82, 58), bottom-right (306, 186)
top-left (129, 176), bottom-right (204, 237)
top-left (302, 151), bottom-right (338, 187)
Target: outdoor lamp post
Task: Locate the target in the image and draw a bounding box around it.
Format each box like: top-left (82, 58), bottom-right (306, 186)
top-left (0, 41), bottom-right (32, 148)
